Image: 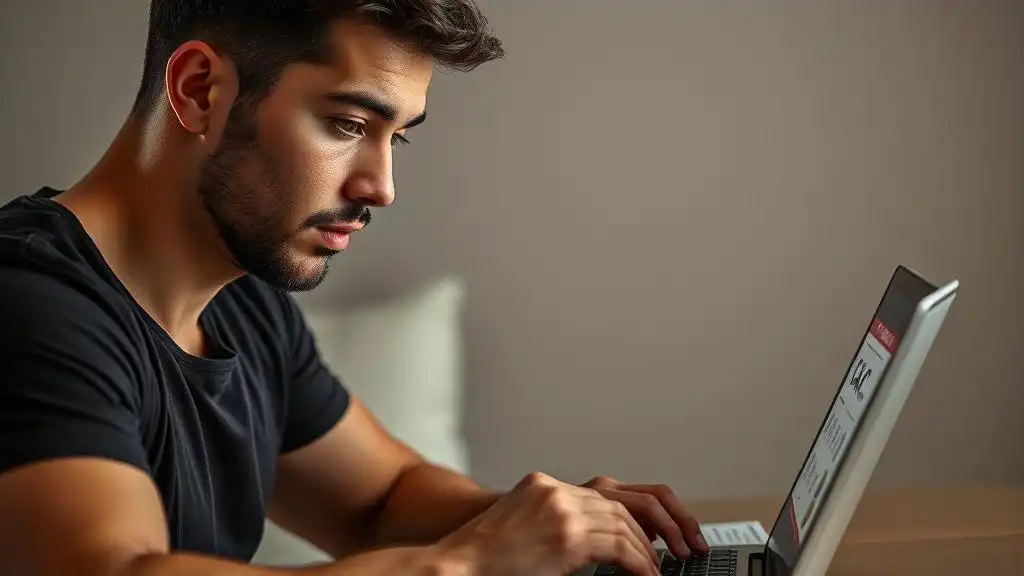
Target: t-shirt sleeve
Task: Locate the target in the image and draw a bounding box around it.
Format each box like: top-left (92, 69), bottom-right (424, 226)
top-left (277, 293), bottom-right (351, 454)
top-left (0, 269), bottom-right (150, 476)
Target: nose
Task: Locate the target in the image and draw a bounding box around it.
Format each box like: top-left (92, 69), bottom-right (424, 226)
top-left (342, 143), bottom-right (395, 208)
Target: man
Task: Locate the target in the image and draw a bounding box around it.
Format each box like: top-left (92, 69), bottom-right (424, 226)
top-left (0, 1), bottom-right (709, 575)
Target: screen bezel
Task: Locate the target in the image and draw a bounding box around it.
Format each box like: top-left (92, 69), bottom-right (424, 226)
top-left (763, 265), bottom-right (937, 576)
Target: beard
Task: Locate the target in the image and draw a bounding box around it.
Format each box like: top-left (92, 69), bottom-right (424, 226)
top-left (196, 101), bottom-right (370, 292)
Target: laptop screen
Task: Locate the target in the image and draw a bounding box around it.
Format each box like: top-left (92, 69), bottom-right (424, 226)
top-left (764, 267), bottom-right (936, 576)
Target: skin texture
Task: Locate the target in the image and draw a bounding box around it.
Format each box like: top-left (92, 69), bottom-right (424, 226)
top-left (189, 20), bottom-right (424, 292)
top-left (0, 16), bottom-right (708, 576)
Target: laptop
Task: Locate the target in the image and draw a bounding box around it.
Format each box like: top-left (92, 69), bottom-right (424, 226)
top-left (574, 264), bottom-right (959, 576)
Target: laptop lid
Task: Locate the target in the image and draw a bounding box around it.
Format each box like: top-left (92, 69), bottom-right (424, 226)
top-left (762, 265), bottom-right (958, 576)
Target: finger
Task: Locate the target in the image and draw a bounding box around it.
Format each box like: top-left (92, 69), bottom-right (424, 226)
top-left (600, 488), bottom-right (689, 559)
top-left (584, 528), bottom-right (660, 576)
top-left (583, 499), bottom-right (660, 567)
top-left (582, 475), bottom-right (619, 490)
top-left (620, 484), bottom-right (708, 553)
top-left (579, 492), bottom-right (658, 562)
top-left (638, 518), bottom-right (659, 542)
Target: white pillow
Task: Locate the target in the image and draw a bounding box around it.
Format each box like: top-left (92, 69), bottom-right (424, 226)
top-left (251, 276), bottom-right (469, 566)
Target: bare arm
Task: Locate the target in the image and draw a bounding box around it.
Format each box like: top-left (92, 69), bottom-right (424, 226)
top-left (370, 459), bottom-right (502, 546)
top-left (268, 397), bottom-right (502, 557)
top-left (0, 458), bottom-right (453, 576)
top-left (267, 398), bottom-right (707, 565)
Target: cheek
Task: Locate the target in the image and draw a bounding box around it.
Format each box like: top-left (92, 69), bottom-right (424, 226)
top-left (283, 119), bottom-right (358, 207)
top-left (247, 106), bottom-right (351, 236)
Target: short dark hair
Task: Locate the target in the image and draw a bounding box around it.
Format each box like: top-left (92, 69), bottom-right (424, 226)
top-left (131, 0), bottom-right (504, 117)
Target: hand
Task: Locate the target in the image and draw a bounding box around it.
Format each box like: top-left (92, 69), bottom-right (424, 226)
top-left (582, 476), bottom-right (709, 559)
top-left (436, 471), bottom-right (661, 576)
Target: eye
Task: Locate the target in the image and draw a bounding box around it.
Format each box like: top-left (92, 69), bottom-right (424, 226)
top-left (391, 133), bottom-right (411, 147)
top-left (328, 117), bottom-right (365, 140)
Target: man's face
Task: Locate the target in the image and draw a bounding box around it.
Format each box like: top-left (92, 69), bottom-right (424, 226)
top-left (197, 20), bottom-right (432, 291)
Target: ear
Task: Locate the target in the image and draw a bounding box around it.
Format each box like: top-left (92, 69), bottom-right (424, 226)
top-left (164, 40), bottom-right (238, 143)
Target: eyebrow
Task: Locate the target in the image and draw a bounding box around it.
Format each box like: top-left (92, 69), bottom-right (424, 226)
top-left (325, 90), bottom-right (427, 129)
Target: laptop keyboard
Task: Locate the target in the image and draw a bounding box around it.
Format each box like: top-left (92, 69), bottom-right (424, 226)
top-left (594, 549), bottom-right (739, 576)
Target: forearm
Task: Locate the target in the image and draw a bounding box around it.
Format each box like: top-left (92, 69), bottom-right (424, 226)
top-left (120, 546), bottom-right (455, 576)
top-left (371, 462), bottom-right (503, 547)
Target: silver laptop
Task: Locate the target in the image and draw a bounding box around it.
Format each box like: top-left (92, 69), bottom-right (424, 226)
top-left (575, 265), bottom-right (959, 576)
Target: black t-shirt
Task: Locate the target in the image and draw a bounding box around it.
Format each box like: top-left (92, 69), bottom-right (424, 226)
top-left (0, 188), bottom-right (351, 561)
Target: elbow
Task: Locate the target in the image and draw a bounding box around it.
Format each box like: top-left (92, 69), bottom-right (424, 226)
top-left (368, 459), bottom-right (430, 546)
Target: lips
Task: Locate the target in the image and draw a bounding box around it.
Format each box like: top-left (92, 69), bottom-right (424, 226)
top-left (317, 223), bottom-right (363, 234)
top-left (314, 221), bottom-right (364, 251)
top-left (318, 228), bottom-right (350, 251)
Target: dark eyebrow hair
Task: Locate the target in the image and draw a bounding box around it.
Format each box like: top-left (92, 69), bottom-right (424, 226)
top-left (326, 90), bottom-right (427, 129)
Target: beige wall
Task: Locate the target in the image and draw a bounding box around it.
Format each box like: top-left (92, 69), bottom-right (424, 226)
top-left (2, 1), bottom-right (1021, 501)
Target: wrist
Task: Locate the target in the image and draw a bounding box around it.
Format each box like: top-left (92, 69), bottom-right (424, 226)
top-left (421, 541), bottom-right (480, 576)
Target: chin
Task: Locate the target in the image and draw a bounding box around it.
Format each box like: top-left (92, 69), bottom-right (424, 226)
top-left (245, 247), bottom-right (333, 293)
top-left (282, 256), bottom-right (332, 292)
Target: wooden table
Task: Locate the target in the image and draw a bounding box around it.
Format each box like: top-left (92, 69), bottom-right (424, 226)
top-left (688, 485), bottom-right (1024, 575)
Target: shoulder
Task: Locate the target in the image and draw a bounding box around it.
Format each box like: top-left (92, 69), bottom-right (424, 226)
top-left (0, 254), bottom-right (124, 341)
top-left (0, 191), bottom-right (66, 262)
top-left (0, 189), bottom-right (124, 302)
top-left (0, 263), bottom-right (145, 391)
top-left (0, 233), bottom-right (151, 477)
top-left (0, 190), bottom-right (141, 345)
top-left (0, 193), bottom-right (148, 405)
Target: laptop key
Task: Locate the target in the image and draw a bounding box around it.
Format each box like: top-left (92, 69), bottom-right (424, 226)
top-left (591, 549), bottom-right (739, 576)
top-left (697, 549), bottom-right (738, 576)
top-left (681, 554), bottom-right (708, 576)
top-left (660, 555), bottom-right (683, 576)
top-left (675, 549), bottom-right (742, 576)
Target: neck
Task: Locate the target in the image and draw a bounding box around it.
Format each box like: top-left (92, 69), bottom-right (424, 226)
top-left (58, 114), bottom-right (242, 354)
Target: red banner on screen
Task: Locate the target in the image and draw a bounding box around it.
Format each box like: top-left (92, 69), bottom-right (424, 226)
top-left (870, 319), bottom-right (899, 355)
